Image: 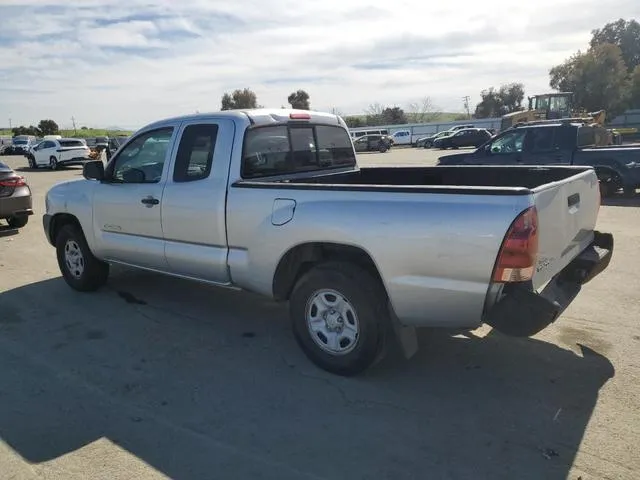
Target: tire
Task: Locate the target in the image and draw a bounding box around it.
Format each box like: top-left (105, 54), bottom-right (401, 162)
top-left (289, 261), bottom-right (388, 376)
top-left (378, 146), bottom-right (388, 153)
top-left (597, 171), bottom-right (620, 199)
top-left (49, 156), bottom-right (59, 170)
top-left (27, 156), bottom-right (36, 169)
top-left (7, 215), bottom-right (28, 228)
top-left (55, 224), bottom-right (109, 292)
top-left (424, 141), bottom-right (432, 148)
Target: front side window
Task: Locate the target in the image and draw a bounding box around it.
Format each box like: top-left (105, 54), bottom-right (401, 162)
top-left (110, 127), bottom-right (173, 184)
top-left (242, 124), bottom-right (356, 178)
top-left (490, 130), bottom-right (527, 154)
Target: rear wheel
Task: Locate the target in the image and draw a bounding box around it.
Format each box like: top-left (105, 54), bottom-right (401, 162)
top-left (7, 215), bottom-right (28, 228)
top-left (55, 224), bottom-right (109, 291)
top-left (289, 261), bottom-right (388, 376)
top-left (378, 144), bottom-right (388, 153)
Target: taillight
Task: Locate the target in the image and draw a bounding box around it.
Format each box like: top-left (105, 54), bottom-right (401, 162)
top-left (493, 206), bottom-right (539, 283)
top-left (289, 112), bottom-right (311, 120)
top-left (0, 176), bottom-right (27, 187)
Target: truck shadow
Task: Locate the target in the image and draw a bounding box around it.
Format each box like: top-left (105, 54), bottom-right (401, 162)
top-left (0, 271), bottom-right (615, 480)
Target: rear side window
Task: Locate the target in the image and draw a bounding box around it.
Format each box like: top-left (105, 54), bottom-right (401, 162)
top-left (576, 126), bottom-right (596, 148)
top-left (173, 124), bottom-right (218, 182)
top-left (526, 128), bottom-right (555, 152)
top-left (59, 140), bottom-right (85, 147)
top-left (242, 124), bottom-right (356, 178)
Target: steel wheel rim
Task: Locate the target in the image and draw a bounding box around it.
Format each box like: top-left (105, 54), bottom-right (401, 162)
top-left (305, 288), bottom-right (359, 355)
top-left (64, 239), bottom-right (85, 279)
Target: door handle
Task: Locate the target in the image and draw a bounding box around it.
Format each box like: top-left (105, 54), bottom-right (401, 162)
top-left (141, 196), bottom-right (159, 206)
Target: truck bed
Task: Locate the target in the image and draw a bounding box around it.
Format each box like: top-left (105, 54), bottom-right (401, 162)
top-left (234, 165), bottom-right (594, 193)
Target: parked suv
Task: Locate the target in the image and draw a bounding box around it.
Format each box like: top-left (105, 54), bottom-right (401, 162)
top-left (433, 128), bottom-right (492, 149)
top-left (353, 134), bottom-right (392, 153)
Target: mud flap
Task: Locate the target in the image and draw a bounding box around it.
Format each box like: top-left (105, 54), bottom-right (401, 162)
top-left (388, 300), bottom-right (418, 359)
top-left (484, 231), bottom-right (613, 337)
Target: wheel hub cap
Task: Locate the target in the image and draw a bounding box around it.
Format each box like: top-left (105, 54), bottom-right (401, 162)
top-left (64, 240), bottom-right (85, 279)
top-left (305, 289), bottom-right (359, 355)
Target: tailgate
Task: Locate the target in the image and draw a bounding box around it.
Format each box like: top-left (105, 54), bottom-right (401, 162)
top-left (531, 168), bottom-right (600, 290)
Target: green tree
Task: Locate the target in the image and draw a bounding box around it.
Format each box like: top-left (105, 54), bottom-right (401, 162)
top-left (344, 116), bottom-right (364, 128)
top-left (287, 90), bottom-right (310, 109)
top-left (12, 125), bottom-right (39, 136)
top-left (37, 119), bottom-right (59, 135)
top-left (475, 83), bottom-right (525, 118)
top-left (221, 88), bottom-right (259, 110)
top-left (549, 43), bottom-right (630, 117)
top-left (380, 106), bottom-right (407, 124)
top-left (590, 19), bottom-right (640, 71)
top-left (629, 65), bottom-right (640, 108)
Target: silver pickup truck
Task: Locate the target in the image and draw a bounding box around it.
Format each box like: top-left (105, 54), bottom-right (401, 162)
top-left (42, 109), bottom-right (613, 376)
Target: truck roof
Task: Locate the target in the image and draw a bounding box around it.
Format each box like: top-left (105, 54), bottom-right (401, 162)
top-left (141, 109), bottom-right (344, 132)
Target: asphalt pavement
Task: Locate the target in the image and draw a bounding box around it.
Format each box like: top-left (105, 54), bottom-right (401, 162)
top-left (0, 150), bottom-right (638, 479)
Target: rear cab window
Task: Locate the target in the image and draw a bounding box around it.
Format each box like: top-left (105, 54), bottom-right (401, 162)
top-left (242, 123), bottom-right (356, 178)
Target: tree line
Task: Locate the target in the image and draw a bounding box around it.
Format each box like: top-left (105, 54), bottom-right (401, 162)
top-left (11, 119), bottom-right (59, 137)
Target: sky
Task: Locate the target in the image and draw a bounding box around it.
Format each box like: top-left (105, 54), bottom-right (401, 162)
top-left (0, 0), bottom-right (637, 130)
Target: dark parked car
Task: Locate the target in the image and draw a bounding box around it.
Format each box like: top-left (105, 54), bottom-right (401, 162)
top-left (0, 161), bottom-right (33, 229)
top-left (433, 128), bottom-right (492, 149)
top-left (437, 122), bottom-right (640, 197)
top-left (415, 131), bottom-right (452, 148)
top-left (353, 134), bottom-right (392, 153)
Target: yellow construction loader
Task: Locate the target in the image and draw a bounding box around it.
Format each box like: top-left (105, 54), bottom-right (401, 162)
top-left (499, 92), bottom-right (633, 144)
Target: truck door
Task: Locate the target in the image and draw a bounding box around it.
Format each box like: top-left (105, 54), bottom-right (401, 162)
top-left (161, 119), bottom-right (235, 284)
top-left (92, 126), bottom-right (176, 269)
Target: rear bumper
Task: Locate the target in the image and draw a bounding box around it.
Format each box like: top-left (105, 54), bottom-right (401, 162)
top-left (59, 157), bottom-right (92, 167)
top-left (0, 190), bottom-right (33, 218)
top-left (483, 231), bottom-right (613, 337)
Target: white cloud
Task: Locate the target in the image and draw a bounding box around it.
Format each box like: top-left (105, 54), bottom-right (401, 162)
top-left (0, 0), bottom-right (636, 129)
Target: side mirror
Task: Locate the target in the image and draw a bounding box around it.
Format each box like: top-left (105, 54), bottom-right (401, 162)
top-left (83, 160), bottom-right (105, 181)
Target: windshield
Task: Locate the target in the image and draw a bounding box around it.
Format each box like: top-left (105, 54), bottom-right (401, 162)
top-left (242, 124), bottom-right (356, 178)
top-left (13, 140), bottom-right (28, 145)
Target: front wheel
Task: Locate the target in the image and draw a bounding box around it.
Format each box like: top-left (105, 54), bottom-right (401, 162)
top-left (27, 156), bottom-right (36, 169)
top-left (49, 156), bottom-right (59, 170)
top-left (55, 224), bottom-right (109, 292)
top-left (289, 261), bottom-right (388, 376)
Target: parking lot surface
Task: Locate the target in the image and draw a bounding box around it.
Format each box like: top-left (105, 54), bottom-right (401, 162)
top-left (1, 150), bottom-right (639, 480)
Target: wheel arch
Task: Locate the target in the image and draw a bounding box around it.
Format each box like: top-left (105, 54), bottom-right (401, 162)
top-left (272, 242), bottom-right (387, 302)
top-left (48, 213), bottom-right (83, 246)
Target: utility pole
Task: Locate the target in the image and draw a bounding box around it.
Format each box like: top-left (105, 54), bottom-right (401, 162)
top-left (8, 118), bottom-right (12, 130)
top-left (71, 116), bottom-right (77, 135)
top-left (462, 96), bottom-right (471, 119)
